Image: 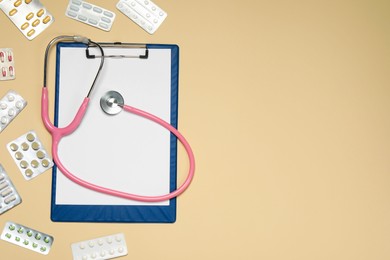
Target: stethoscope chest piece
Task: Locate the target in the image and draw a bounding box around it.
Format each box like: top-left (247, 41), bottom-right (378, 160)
top-left (100, 90), bottom-right (124, 115)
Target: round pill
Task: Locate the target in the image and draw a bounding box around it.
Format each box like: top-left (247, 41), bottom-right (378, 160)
top-left (15, 100), bottom-right (24, 109)
top-left (115, 235), bottom-right (122, 242)
top-left (106, 237), bottom-right (112, 244)
top-left (20, 160), bottom-right (28, 169)
top-left (5, 233), bottom-right (11, 239)
top-left (33, 243), bottom-right (38, 248)
top-left (44, 237), bottom-right (50, 243)
top-left (35, 233), bottom-right (41, 240)
top-left (10, 143), bottom-right (18, 151)
top-left (7, 94), bottom-right (15, 101)
top-left (109, 249), bottom-right (114, 255)
top-left (9, 225), bottom-right (15, 231)
top-left (97, 239), bottom-right (103, 246)
top-left (144, 0), bottom-right (149, 4)
top-left (100, 251), bottom-right (105, 257)
top-left (8, 108), bottom-right (15, 116)
top-left (88, 241), bottom-right (94, 247)
top-left (15, 237), bottom-right (20, 242)
top-left (1, 116), bottom-right (8, 125)
top-left (82, 256), bottom-right (88, 260)
top-left (17, 227), bottom-right (24, 234)
top-left (118, 247), bottom-right (124, 253)
top-left (42, 159), bottom-right (50, 167)
top-left (40, 247), bottom-right (46, 252)
top-left (26, 133), bottom-right (35, 142)
top-left (21, 142), bottom-right (29, 151)
top-left (37, 150), bottom-right (45, 159)
top-left (15, 152), bottom-right (23, 160)
top-left (0, 102), bottom-right (7, 110)
top-left (91, 253), bottom-right (97, 259)
top-left (31, 160), bottom-right (39, 168)
top-left (79, 243), bottom-right (85, 249)
top-left (159, 11), bottom-right (164, 16)
top-left (23, 240), bottom-right (29, 245)
top-left (25, 169), bottom-right (33, 177)
top-left (27, 230), bottom-right (33, 237)
top-left (32, 142), bottom-right (40, 150)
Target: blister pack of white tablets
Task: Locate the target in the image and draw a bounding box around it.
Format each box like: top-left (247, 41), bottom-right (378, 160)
top-left (66, 0), bottom-right (116, 31)
top-left (0, 164), bottom-right (22, 215)
top-left (7, 131), bottom-right (53, 180)
top-left (0, 0), bottom-right (54, 40)
top-left (0, 90), bottom-right (27, 133)
top-left (0, 48), bottom-right (15, 80)
top-left (116, 0), bottom-right (167, 34)
top-left (71, 233), bottom-right (128, 260)
top-left (1, 221), bottom-right (54, 255)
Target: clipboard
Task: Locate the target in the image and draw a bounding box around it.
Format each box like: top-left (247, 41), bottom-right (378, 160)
top-left (51, 42), bottom-right (179, 223)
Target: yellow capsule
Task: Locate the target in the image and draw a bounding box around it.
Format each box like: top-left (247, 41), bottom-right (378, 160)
top-left (32, 19), bottom-right (40, 27)
top-left (25, 0), bottom-right (32, 4)
top-left (43, 16), bottom-right (51, 24)
top-left (14, 0), bottom-right (22, 7)
top-left (21, 22), bottom-right (29, 30)
top-left (37, 8), bottom-right (44, 17)
top-left (27, 29), bottom-right (35, 37)
top-left (9, 9), bottom-right (17, 16)
top-left (26, 12), bottom-right (34, 20)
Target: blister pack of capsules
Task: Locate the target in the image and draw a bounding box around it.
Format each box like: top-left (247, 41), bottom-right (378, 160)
top-left (0, 48), bottom-right (15, 80)
top-left (1, 221), bottom-right (54, 255)
top-left (116, 0), bottom-right (167, 34)
top-left (0, 90), bottom-right (27, 133)
top-left (71, 233), bottom-right (128, 260)
top-left (0, 0), bottom-right (54, 40)
top-left (0, 164), bottom-right (22, 215)
top-left (7, 131), bottom-right (53, 180)
top-left (66, 0), bottom-right (116, 31)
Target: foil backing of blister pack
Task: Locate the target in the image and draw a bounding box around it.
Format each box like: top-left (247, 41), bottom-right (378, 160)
top-left (0, 0), bottom-right (54, 40)
top-left (0, 164), bottom-right (22, 215)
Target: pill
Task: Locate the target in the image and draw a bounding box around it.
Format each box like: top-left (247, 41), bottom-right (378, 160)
top-left (0, 103), bottom-right (7, 109)
top-left (115, 235), bottom-right (122, 242)
top-left (91, 253), bottom-right (97, 259)
top-left (43, 16), bottom-right (51, 24)
top-left (20, 160), bottom-right (28, 169)
top-left (0, 52), bottom-right (4, 62)
top-left (9, 143), bottom-right (18, 151)
top-left (0, 181), bottom-right (9, 190)
top-left (27, 29), bottom-right (35, 37)
top-left (106, 237), bottom-right (112, 244)
top-left (78, 15), bottom-right (87, 21)
top-left (82, 256), bottom-right (88, 260)
top-left (21, 22), bottom-right (29, 30)
top-left (32, 142), bottom-right (40, 150)
top-left (5, 233), bottom-right (11, 239)
top-left (25, 169), bottom-right (33, 177)
top-left (144, 0), bottom-right (149, 4)
top-left (31, 160), bottom-right (39, 168)
top-left (88, 18), bottom-right (98, 25)
top-left (35, 233), bottom-right (41, 240)
top-left (32, 19), bottom-right (40, 27)
top-left (1, 117), bottom-right (8, 124)
top-left (9, 9), bottom-right (17, 16)
top-left (88, 241), bottom-right (94, 247)
top-left (17, 227), bottom-right (24, 234)
top-left (82, 3), bottom-right (92, 9)
top-left (70, 5), bottom-right (79, 12)
top-left (67, 11), bottom-right (77, 17)
top-left (15, 152), bottom-right (23, 160)
top-left (23, 240), bottom-right (29, 245)
top-left (21, 142), bottom-right (29, 150)
top-left (7, 52), bottom-right (12, 62)
top-left (32, 243), bottom-right (38, 248)
top-left (14, 0), bottom-right (22, 7)
top-left (7, 94), bottom-right (14, 101)
top-left (27, 231), bottom-right (33, 237)
top-left (101, 17), bottom-right (110, 23)
top-left (118, 247), bottom-right (124, 253)
top-left (25, 0), bottom-right (32, 4)
top-left (26, 12), bottom-right (34, 20)
top-left (15, 236), bottom-right (20, 242)
top-left (104, 11), bottom-right (113, 17)
top-left (152, 6), bottom-right (156, 11)
top-left (1, 67), bottom-right (6, 77)
top-left (79, 243), bottom-right (85, 249)
top-left (1, 187), bottom-right (13, 197)
top-left (37, 150), bottom-right (45, 159)
top-left (15, 100), bottom-right (23, 109)
top-left (26, 133), bottom-right (35, 142)
top-left (41, 159), bottom-right (50, 167)
top-left (99, 23), bottom-right (108, 29)
top-left (9, 225), bottom-right (16, 231)
top-left (40, 247), bottom-right (46, 252)
top-left (72, 0), bottom-right (82, 5)
top-left (93, 7), bottom-right (102, 13)
top-left (109, 249), bottom-right (115, 255)
top-left (4, 195), bottom-right (16, 204)
top-left (8, 108), bottom-right (15, 116)
top-left (100, 251), bottom-right (105, 257)
top-left (37, 9), bottom-right (45, 17)
top-left (97, 239), bottom-right (103, 245)
top-left (8, 66), bottom-right (14, 77)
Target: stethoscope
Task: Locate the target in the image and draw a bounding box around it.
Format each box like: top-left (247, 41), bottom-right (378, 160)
top-left (41, 36), bottom-right (195, 202)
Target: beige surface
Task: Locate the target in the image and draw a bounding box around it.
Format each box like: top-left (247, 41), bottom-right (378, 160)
top-left (1, 0), bottom-right (390, 259)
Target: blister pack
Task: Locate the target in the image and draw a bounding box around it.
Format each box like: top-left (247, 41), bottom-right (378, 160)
top-left (0, 0), bottom-right (54, 40)
top-left (116, 0), bottom-right (167, 34)
top-left (7, 131), bottom-right (53, 180)
top-left (0, 90), bottom-right (27, 133)
top-left (71, 233), bottom-right (128, 260)
top-left (0, 48), bottom-right (15, 80)
top-left (1, 221), bottom-right (54, 255)
top-left (0, 164), bottom-right (22, 215)
top-left (66, 0), bottom-right (116, 31)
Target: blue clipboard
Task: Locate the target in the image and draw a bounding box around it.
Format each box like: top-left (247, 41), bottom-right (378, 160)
top-left (51, 42), bottom-right (179, 223)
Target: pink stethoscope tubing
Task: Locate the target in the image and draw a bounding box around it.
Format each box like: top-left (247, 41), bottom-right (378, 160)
top-left (41, 87), bottom-right (195, 202)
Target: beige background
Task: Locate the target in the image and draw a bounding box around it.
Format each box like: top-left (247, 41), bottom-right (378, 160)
top-left (1, 0), bottom-right (390, 259)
